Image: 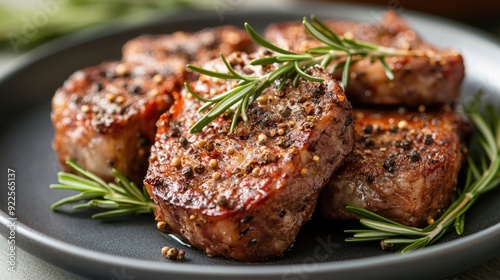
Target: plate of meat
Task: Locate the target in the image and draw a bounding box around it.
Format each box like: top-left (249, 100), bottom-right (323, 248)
top-left (1, 3), bottom-right (499, 280)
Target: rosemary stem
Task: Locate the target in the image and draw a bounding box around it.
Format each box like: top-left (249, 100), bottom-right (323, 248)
top-left (345, 94), bottom-right (500, 252)
top-left (427, 192), bottom-right (474, 239)
top-left (299, 55), bottom-right (326, 68)
top-left (185, 16), bottom-right (433, 134)
top-left (325, 48), bottom-right (425, 58)
top-left (428, 151), bottom-right (499, 239)
top-left (371, 47), bottom-right (426, 57)
top-left (51, 160), bottom-right (155, 219)
top-left (471, 157), bottom-right (500, 194)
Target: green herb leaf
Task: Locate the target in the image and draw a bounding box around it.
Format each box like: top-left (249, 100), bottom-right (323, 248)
top-left (250, 56), bottom-right (280, 65)
top-left (379, 57), bottom-right (395, 81)
top-left (294, 61), bottom-right (324, 82)
top-left (310, 14), bottom-right (344, 46)
top-left (50, 160), bottom-right (154, 219)
top-left (302, 17), bottom-right (347, 51)
top-left (186, 16), bottom-right (424, 133)
top-left (341, 55), bottom-right (352, 88)
top-left (244, 22), bottom-right (297, 55)
top-left (186, 64), bottom-right (238, 80)
top-left (220, 52), bottom-right (255, 82)
top-left (345, 93), bottom-right (500, 253)
top-left (189, 82), bottom-right (258, 134)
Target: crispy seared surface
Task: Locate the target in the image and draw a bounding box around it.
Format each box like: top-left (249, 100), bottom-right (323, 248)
top-left (265, 11), bottom-right (464, 107)
top-left (52, 26), bottom-right (254, 183)
top-left (319, 105), bottom-right (471, 227)
top-left (123, 26), bottom-right (255, 80)
top-left (144, 52), bottom-right (354, 261)
top-left (51, 61), bottom-right (175, 183)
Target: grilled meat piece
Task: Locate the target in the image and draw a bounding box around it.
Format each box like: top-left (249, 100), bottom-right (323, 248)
top-left (144, 52), bottom-right (354, 261)
top-left (52, 26), bottom-right (254, 183)
top-left (319, 105), bottom-right (471, 227)
top-left (265, 11), bottom-right (465, 107)
top-left (122, 25), bottom-right (255, 80)
top-left (52, 61), bottom-right (175, 183)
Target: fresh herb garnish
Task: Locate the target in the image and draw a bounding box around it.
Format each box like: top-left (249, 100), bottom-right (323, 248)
top-left (186, 15), bottom-right (424, 134)
top-left (49, 96), bottom-right (500, 254)
top-left (48, 17), bottom-right (499, 255)
top-left (345, 94), bottom-right (500, 253)
top-left (50, 160), bottom-right (154, 219)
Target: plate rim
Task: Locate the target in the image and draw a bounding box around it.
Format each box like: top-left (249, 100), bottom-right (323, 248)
top-left (1, 212), bottom-right (499, 277)
top-left (1, 2), bottom-right (500, 279)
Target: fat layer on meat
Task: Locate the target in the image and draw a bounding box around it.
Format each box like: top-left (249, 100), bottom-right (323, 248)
top-left (265, 11), bottom-right (465, 107)
top-left (319, 105), bottom-right (471, 227)
top-left (144, 51), bottom-right (354, 261)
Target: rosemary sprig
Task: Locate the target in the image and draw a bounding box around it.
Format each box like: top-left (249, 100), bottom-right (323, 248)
top-left (186, 15), bottom-right (424, 134)
top-left (345, 94), bottom-right (500, 253)
top-left (48, 97), bottom-right (500, 252)
top-left (50, 160), bottom-right (154, 219)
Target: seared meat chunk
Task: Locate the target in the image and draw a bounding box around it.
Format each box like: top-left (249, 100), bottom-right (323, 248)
top-left (319, 105), bottom-right (471, 227)
top-left (122, 25), bottom-right (255, 80)
top-left (52, 27), bottom-right (254, 183)
top-left (144, 52), bottom-right (354, 261)
top-left (51, 61), bottom-right (175, 183)
top-left (265, 11), bottom-right (464, 107)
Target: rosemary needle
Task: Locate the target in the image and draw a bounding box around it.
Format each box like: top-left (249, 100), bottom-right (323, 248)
top-left (186, 15), bottom-right (425, 134)
top-left (47, 16), bottom-right (498, 254)
top-left (50, 160), bottom-right (154, 219)
top-left (49, 96), bottom-right (500, 254)
top-left (345, 93), bottom-right (500, 253)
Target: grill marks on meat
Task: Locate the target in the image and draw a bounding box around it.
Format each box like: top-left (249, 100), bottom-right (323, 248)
top-left (319, 106), bottom-right (471, 227)
top-left (51, 62), bottom-right (175, 183)
top-left (144, 52), bottom-right (354, 261)
top-left (52, 26), bottom-right (254, 183)
top-left (265, 11), bottom-right (465, 107)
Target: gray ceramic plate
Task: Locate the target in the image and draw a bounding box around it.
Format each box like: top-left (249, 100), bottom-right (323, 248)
top-left (0, 3), bottom-right (499, 280)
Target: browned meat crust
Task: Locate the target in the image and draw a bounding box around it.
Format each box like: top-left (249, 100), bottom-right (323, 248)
top-left (51, 61), bottom-right (175, 183)
top-left (265, 11), bottom-right (465, 107)
top-left (52, 26), bottom-right (254, 183)
top-left (144, 52), bottom-right (354, 261)
top-left (318, 105), bottom-right (471, 227)
top-left (122, 26), bottom-right (255, 80)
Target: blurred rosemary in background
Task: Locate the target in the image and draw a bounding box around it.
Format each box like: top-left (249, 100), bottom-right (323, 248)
top-left (0, 0), bottom-right (213, 52)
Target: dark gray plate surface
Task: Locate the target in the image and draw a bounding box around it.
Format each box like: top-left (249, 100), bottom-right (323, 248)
top-left (1, 3), bottom-right (499, 280)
